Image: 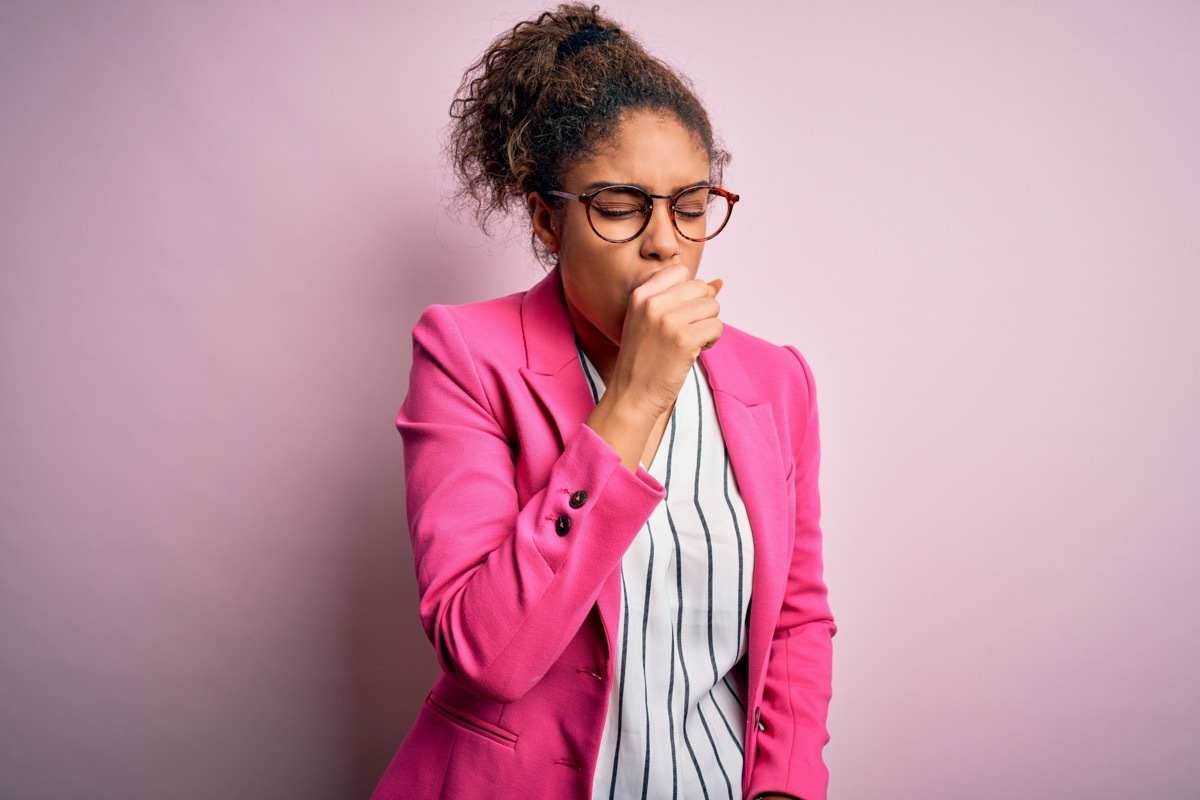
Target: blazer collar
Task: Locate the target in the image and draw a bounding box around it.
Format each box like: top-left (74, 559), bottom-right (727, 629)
top-left (699, 337), bottom-right (765, 408)
top-left (520, 267), bottom-right (580, 376)
top-left (517, 268), bottom-right (597, 456)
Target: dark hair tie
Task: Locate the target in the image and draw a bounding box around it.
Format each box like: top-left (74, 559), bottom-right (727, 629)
top-left (556, 27), bottom-right (619, 61)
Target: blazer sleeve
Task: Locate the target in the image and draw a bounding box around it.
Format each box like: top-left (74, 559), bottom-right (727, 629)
top-left (396, 304), bottom-right (665, 704)
top-left (747, 346), bottom-right (836, 800)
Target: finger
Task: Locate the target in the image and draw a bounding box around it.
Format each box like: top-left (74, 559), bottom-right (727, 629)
top-left (707, 278), bottom-right (724, 296)
top-left (661, 278), bottom-right (718, 304)
top-left (695, 318), bottom-right (724, 350)
top-left (635, 278), bottom-right (714, 317)
top-left (665, 295), bottom-right (720, 326)
top-left (660, 306), bottom-right (722, 349)
top-left (634, 264), bottom-right (692, 297)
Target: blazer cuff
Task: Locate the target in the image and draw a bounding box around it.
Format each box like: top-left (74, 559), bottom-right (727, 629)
top-left (531, 422), bottom-right (664, 574)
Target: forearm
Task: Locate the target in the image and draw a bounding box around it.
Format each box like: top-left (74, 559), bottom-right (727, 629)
top-left (407, 421), bottom-right (663, 702)
top-left (399, 304), bottom-right (667, 702)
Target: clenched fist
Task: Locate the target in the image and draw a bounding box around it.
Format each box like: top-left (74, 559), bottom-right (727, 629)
top-left (585, 265), bottom-right (724, 471)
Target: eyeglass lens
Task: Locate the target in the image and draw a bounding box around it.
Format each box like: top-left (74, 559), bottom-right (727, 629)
top-left (588, 187), bottom-right (732, 242)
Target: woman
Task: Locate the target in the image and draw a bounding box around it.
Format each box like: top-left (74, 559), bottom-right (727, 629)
top-left (373, 5), bottom-right (834, 799)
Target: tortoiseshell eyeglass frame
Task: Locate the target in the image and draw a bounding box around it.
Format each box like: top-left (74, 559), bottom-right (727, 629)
top-left (546, 185), bottom-right (740, 243)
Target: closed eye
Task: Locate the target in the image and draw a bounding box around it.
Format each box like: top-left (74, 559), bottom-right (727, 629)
top-left (593, 189), bottom-right (649, 218)
top-left (594, 202), bottom-right (646, 218)
top-left (673, 188), bottom-right (711, 219)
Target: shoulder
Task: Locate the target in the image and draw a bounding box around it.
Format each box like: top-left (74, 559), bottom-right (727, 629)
top-left (413, 290), bottom-right (525, 340)
top-left (711, 323), bottom-right (818, 403)
top-left (719, 324), bottom-right (813, 372)
top-left (403, 291), bottom-right (536, 434)
top-left (410, 290), bottom-right (528, 369)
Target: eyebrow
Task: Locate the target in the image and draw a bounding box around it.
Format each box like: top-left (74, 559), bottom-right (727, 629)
top-left (580, 179), bottom-right (713, 193)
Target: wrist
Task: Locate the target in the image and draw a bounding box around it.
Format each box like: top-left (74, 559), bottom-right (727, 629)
top-left (585, 393), bottom-right (657, 472)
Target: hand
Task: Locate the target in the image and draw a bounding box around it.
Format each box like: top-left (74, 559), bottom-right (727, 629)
top-left (584, 265), bottom-right (723, 471)
top-left (607, 265), bottom-right (723, 420)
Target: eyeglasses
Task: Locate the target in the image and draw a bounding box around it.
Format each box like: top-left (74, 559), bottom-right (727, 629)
top-left (547, 184), bottom-right (740, 243)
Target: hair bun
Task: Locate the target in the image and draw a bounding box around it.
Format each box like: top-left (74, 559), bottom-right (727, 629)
top-left (556, 27), bottom-right (620, 61)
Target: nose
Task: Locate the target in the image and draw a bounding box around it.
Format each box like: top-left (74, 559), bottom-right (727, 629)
top-left (638, 196), bottom-right (682, 261)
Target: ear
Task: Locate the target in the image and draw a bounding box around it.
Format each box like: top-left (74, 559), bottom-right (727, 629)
top-left (528, 192), bottom-right (560, 252)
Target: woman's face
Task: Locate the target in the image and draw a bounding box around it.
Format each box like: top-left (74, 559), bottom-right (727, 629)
top-left (537, 110), bottom-right (712, 352)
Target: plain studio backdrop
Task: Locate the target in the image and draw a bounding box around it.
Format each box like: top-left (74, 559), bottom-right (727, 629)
top-left (1, 1), bottom-right (1197, 798)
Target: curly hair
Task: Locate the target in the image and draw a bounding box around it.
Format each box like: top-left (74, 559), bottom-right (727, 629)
top-left (448, 3), bottom-right (729, 260)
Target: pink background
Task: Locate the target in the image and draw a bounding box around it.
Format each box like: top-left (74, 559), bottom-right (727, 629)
top-left (2, 2), bottom-right (1198, 797)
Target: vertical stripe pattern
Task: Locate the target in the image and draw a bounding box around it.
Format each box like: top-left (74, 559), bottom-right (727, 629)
top-left (580, 352), bottom-right (755, 800)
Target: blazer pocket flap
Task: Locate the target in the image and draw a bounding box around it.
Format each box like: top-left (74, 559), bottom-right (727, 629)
top-left (426, 693), bottom-right (518, 748)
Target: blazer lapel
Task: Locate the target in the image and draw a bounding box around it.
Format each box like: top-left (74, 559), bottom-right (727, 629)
top-left (517, 268), bottom-right (625, 654)
top-left (517, 268), bottom-right (595, 446)
top-left (700, 342), bottom-right (791, 697)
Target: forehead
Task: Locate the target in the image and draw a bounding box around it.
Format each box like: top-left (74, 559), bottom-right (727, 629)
top-left (567, 110), bottom-right (710, 190)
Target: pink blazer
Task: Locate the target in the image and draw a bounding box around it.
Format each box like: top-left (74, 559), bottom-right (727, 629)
top-left (372, 268), bottom-right (834, 800)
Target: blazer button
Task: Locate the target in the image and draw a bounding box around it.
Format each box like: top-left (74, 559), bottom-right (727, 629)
top-left (555, 514), bottom-right (572, 536)
top-left (569, 490), bottom-right (589, 509)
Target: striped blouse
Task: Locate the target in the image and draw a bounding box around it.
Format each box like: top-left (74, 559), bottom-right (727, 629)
top-left (580, 351), bottom-right (756, 800)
